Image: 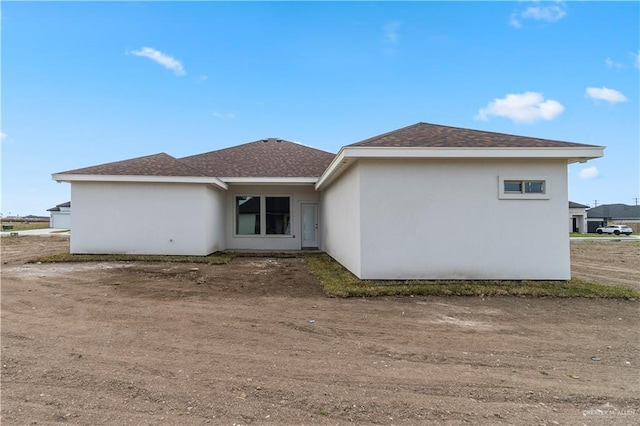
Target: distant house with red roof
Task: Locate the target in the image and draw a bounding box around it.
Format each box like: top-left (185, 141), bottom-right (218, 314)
top-left (53, 123), bottom-right (603, 280)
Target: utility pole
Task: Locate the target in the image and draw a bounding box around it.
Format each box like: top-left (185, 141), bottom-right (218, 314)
top-left (593, 200), bottom-right (599, 207)
top-left (634, 197), bottom-right (639, 206)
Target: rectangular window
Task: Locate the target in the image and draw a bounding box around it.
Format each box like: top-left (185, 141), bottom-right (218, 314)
top-left (499, 176), bottom-right (549, 200)
top-left (266, 197), bottom-right (291, 235)
top-left (524, 181), bottom-right (545, 193)
top-left (503, 180), bottom-right (545, 194)
top-left (235, 196), bottom-right (291, 236)
top-left (236, 196), bottom-right (260, 235)
top-left (504, 181), bottom-right (523, 193)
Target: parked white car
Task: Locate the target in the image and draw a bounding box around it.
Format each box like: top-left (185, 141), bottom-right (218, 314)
top-left (595, 225), bottom-right (633, 235)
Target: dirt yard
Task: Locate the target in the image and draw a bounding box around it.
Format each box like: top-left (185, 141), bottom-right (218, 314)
top-left (1, 236), bottom-right (638, 425)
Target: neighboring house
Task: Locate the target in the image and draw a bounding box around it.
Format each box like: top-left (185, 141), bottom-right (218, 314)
top-left (52, 122), bottom-right (603, 280)
top-left (47, 201), bottom-right (71, 229)
top-left (569, 201), bottom-right (589, 233)
top-left (587, 203), bottom-right (640, 233)
top-left (24, 215), bottom-right (50, 222)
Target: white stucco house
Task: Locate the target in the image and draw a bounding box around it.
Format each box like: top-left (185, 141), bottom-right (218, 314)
top-left (52, 122), bottom-right (604, 280)
top-left (569, 201), bottom-right (589, 234)
top-left (47, 201), bottom-right (71, 229)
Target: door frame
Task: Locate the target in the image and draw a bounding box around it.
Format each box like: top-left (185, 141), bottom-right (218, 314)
top-left (300, 202), bottom-right (319, 249)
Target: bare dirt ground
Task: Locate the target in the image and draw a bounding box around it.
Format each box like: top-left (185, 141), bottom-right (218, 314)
top-left (1, 236), bottom-right (638, 425)
top-left (571, 240), bottom-right (640, 290)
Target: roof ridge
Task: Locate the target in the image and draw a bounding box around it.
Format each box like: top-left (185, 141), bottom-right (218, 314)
top-left (347, 122), bottom-right (426, 147)
top-left (180, 138), bottom-right (334, 159)
top-left (347, 122), bottom-right (602, 148)
top-left (56, 152), bottom-right (213, 177)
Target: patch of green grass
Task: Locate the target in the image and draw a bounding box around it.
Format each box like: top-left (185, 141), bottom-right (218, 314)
top-left (28, 250), bottom-right (640, 300)
top-left (31, 252), bottom-right (233, 265)
top-left (306, 253), bottom-right (640, 299)
top-left (570, 232), bottom-right (633, 238)
top-left (1, 222), bottom-right (50, 231)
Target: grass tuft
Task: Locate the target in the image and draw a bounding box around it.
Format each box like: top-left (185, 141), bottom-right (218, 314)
top-left (570, 232), bottom-right (635, 238)
top-left (305, 253), bottom-right (640, 299)
top-left (29, 250), bottom-right (639, 299)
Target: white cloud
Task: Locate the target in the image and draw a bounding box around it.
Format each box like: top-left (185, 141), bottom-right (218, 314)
top-left (475, 92), bottom-right (564, 123)
top-left (509, 13), bottom-right (522, 29)
top-left (522, 3), bottom-right (566, 22)
top-left (585, 87), bottom-right (628, 104)
top-left (510, 1), bottom-right (567, 28)
top-left (0, 132), bottom-right (6, 139)
top-left (129, 47), bottom-right (185, 76)
top-left (634, 50), bottom-right (640, 68)
top-left (212, 112), bottom-right (236, 119)
top-left (578, 166), bottom-right (599, 180)
top-left (605, 57), bottom-right (623, 68)
top-left (383, 21), bottom-right (401, 44)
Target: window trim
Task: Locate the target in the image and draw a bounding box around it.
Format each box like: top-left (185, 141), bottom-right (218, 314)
top-left (234, 194), bottom-right (293, 237)
top-left (498, 176), bottom-right (550, 200)
top-left (265, 196), bottom-right (291, 236)
top-left (235, 195), bottom-right (261, 236)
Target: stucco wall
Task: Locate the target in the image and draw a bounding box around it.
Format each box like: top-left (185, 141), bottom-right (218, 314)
top-left (71, 182), bottom-right (225, 255)
top-left (320, 164), bottom-right (362, 277)
top-left (224, 184), bottom-right (320, 250)
top-left (356, 158), bottom-right (570, 280)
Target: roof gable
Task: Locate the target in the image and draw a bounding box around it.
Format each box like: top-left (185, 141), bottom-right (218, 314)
top-left (569, 201), bottom-right (589, 209)
top-left (587, 204), bottom-right (640, 219)
top-left (47, 201), bottom-right (71, 212)
top-left (348, 122), bottom-right (600, 149)
top-left (180, 138), bottom-right (335, 178)
top-left (56, 153), bottom-right (209, 177)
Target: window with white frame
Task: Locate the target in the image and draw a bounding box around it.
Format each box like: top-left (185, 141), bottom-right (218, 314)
top-left (499, 177), bottom-right (549, 199)
top-left (235, 195), bottom-right (291, 236)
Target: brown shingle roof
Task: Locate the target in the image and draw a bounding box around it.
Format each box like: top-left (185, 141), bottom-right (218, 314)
top-left (57, 153), bottom-right (210, 177)
top-left (348, 122), bottom-right (600, 148)
top-left (179, 138), bottom-right (336, 178)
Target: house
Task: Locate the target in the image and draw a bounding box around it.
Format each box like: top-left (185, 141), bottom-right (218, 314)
top-left (47, 201), bottom-right (71, 229)
top-left (587, 203), bottom-right (640, 233)
top-left (569, 201), bottom-right (589, 233)
top-left (52, 122), bottom-right (604, 280)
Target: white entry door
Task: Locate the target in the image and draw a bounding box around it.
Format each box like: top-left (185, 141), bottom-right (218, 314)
top-left (301, 203), bottom-right (318, 249)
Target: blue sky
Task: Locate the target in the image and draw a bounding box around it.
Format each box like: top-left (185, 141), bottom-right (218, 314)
top-left (2, 1), bottom-right (638, 216)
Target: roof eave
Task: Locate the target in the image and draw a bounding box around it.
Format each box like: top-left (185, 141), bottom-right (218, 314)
top-left (221, 177), bottom-right (318, 185)
top-left (316, 146), bottom-right (605, 190)
top-left (52, 173), bottom-right (228, 190)
top-left (342, 146), bottom-right (605, 159)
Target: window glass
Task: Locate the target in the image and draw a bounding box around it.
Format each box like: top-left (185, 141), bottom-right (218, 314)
top-left (504, 181), bottom-right (522, 193)
top-left (524, 181), bottom-right (545, 193)
top-left (236, 196), bottom-right (260, 235)
top-left (266, 197), bottom-right (290, 235)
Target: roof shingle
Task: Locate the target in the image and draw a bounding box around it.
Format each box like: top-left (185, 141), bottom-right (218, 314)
top-left (57, 153), bottom-right (210, 177)
top-left (179, 138), bottom-right (335, 178)
top-left (569, 201), bottom-right (589, 209)
top-left (348, 122), bottom-right (600, 148)
top-left (587, 204), bottom-right (640, 220)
